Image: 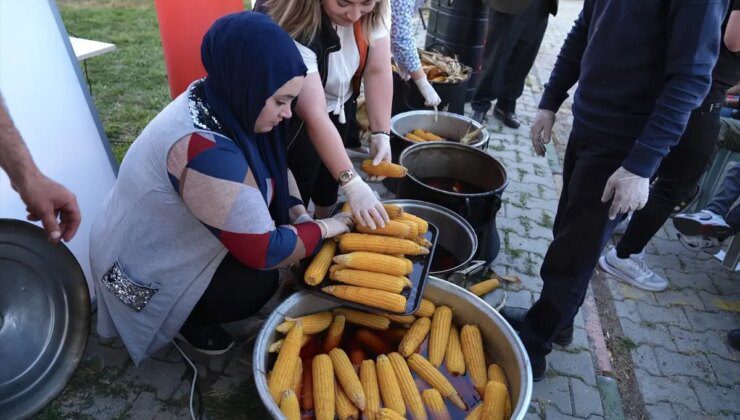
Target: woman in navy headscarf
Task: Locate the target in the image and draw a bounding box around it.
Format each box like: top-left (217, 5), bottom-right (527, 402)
top-left (89, 12), bottom-right (352, 363)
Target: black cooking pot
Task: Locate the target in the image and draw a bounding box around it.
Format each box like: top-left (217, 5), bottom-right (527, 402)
top-left (397, 142), bottom-right (508, 264)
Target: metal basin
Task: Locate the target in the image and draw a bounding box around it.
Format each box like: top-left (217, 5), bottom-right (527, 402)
top-left (253, 277), bottom-right (533, 419)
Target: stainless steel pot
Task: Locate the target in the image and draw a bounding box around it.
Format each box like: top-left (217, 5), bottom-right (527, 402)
top-left (253, 277), bottom-right (533, 419)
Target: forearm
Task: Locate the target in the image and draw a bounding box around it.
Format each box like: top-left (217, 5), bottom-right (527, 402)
top-left (364, 39), bottom-right (393, 133)
top-left (0, 99), bottom-right (40, 189)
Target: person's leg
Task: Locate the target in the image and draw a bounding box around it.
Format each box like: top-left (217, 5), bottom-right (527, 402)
top-left (718, 117), bottom-right (740, 152)
top-left (708, 164), bottom-right (740, 227)
top-left (287, 130), bottom-right (322, 207)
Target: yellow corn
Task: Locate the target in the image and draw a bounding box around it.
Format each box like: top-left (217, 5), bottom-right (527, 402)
top-left (376, 355), bottom-right (406, 417)
top-left (292, 356), bottom-right (303, 397)
top-left (313, 354), bottom-right (336, 420)
top-left (465, 403), bottom-right (482, 420)
top-left (487, 364), bottom-right (512, 418)
top-left (391, 254), bottom-right (415, 274)
top-left (360, 360), bottom-right (381, 420)
top-left (461, 325), bottom-right (487, 395)
top-left (334, 308), bottom-right (390, 330)
top-left (277, 311), bottom-right (333, 335)
top-left (383, 314), bottom-right (416, 325)
top-left (356, 220), bottom-right (412, 238)
top-left (445, 324), bottom-right (466, 376)
top-left (323, 314), bottom-right (346, 352)
top-left (305, 241), bottom-right (337, 285)
top-left (407, 353), bottom-right (466, 410)
top-left (412, 128), bottom-right (445, 142)
top-left (341, 202), bottom-right (352, 212)
top-left (388, 353), bottom-right (427, 420)
top-left (330, 264), bottom-right (346, 275)
top-left (330, 268), bottom-right (411, 293)
top-left (398, 317), bottom-right (431, 357)
top-left (339, 233), bottom-right (430, 256)
top-left (396, 219), bottom-right (420, 238)
top-left (336, 383), bottom-right (360, 420)
top-left (429, 306), bottom-right (453, 367)
top-left (268, 334), bottom-right (311, 353)
top-left (343, 203), bottom-right (405, 219)
top-left (398, 213), bottom-right (429, 234)
top-left (329, 348), bottom-right (366, 411)
top-left (322, 285), bottom-right (407, 313)
top-left (482, 381), bottom-right (507, 420)
top-left (421, 389), bottom-right (452, 420)
top-left (280, 390), bottom-right (301, 420)
top-left (334, 252), bottom-right (412, 276)
top-left (406, 132), bottom-right (427, 143)
top-left (378, 408), bottom-right (407, 420)
top-left (361, 159), bottom-right (408, 178)
top-left (268, 323), bottom-right (303, 404)
top-left (413, 236), bottom-right (433, 248)
top-left (415, 298), bottom-right (436, 317)
top-left (467, 279), bottom-right (500, 297)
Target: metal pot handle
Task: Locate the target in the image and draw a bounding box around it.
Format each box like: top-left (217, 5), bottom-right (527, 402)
top-left (446, 259), bottom-right (486, 285)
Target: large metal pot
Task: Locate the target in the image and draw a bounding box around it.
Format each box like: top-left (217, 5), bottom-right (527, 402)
top-left (254, 277), bottom-right (532, 419)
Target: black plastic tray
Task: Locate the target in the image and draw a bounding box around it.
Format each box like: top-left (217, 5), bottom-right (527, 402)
top-left (298, 214), bottom-right (438, 316)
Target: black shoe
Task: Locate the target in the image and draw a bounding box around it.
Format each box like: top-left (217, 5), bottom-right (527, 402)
top-left (728, 329), bottom-right (740, 351)
top-left (530, 352), bottom-right (547, 382)
top-left (493, 107), bottom-right (521, 129)
top-left (471, 110), bottom-right (487, 124)
top-left (500, 307), bottom-right (574, 346)
top-left (177, 324), bottom-right (235, 356)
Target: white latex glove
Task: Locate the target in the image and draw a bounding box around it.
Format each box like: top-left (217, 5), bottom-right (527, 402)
top-left (315, 212), bottom-right (353, 239)
top-left (530, 109), bottom-right (556, 156)
top-left (601, 167), bottom-right (650, 220)
top-left (414, 76), bottom-right (442, 107)
top-left (368, 132), bottom-right (392, 181)
top-left (340, 176), bottom-right (389, 229)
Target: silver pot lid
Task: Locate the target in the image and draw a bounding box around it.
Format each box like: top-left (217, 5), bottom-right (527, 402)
top-left (0, 219), bottom-right (90, 418)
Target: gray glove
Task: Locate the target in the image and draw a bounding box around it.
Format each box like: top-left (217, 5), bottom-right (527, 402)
top-left (530, 109), bottom-right (556, 157)
top-left (601, 167), bottom-right (649, 220)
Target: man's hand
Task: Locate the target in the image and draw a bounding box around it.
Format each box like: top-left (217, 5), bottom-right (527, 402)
top-left (530, 109), bottom-right (556, 156)
top-left (601, 167), bottom-right (649, 220)
top-left (16, 172), bottom-right (81, 243)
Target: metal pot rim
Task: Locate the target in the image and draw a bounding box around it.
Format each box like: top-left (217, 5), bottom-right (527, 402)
top-left (390, 110), bottom-right (489, 148)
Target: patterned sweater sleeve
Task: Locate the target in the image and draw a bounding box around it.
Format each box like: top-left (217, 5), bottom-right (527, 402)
top-left (391, 0), bottom-right (423, 75)
top-left (166, 132), bottom-right (323, 269)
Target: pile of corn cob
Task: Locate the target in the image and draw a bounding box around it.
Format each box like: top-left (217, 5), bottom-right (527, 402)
top-left (404, 126), bottom-right (482, 146)
top-left (304, 204), bottom-right (432, 314)
top-left (268, 301), bottom-right (513, 420)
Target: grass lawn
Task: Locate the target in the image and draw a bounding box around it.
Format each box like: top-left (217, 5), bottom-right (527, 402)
top-left (58, 0), bottom-right (250, 162)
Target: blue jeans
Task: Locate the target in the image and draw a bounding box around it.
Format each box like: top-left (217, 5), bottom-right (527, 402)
top-left (706, 163), bottom-right (740, 233)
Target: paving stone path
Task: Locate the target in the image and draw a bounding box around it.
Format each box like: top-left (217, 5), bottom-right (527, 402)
top-left (37, 1), bottom-right (738, 419)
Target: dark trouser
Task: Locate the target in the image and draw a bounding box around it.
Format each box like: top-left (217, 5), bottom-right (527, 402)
top-left (616, 92), bottom-right (724, 258)
top-left (184, 254), bottom-right (279, 327)
top-left (471, 0), bottom-right (549, 114)
top-left (519, 125), bottom-right (627, 357)
top-left (288, 98), bottom-right (358, 207)
top-left (707, 163), bottom-right (740, 233)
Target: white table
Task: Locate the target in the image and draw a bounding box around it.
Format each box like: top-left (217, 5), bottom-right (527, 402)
top-left (69, 36), bottom-right (115, 61)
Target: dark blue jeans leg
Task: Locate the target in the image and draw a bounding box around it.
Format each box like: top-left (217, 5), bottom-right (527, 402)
top-left (707, 163), bottom-right (740, 232)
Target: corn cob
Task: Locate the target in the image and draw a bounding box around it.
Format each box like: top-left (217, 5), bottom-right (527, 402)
top-left (406, 353), bottom-right (466, 410)
top-left (413, 236), bottom-right (433, 248)
top-left (406, 132), bottom-right (427, 142)
top-left (445, 324), bottom-right (466, 376)
top-left (322, 285), bottom-right (407, 313)
top-left (356, 219), bottom-right (412, 238)
top-left (414, 298), bottom-right (436, 317)
top-left (383, 314), bottom-right (416, 325)
top-left (391, 255), bottom-right (415, 274)
top-left (355, 329), bottom-right (393, 355)
top-left (398, 317), bottom-right (431, 357)
top-left (330, 264), bottom-right (346, 275)
top-left (268, 323), bottom-right (303, 404)
top-left (360, 360), bottom-right (381, 420)
top-left (412, 128), bottom-right (444, 142)
top-left (361, 160), bottom-right (408, 178)
top-left (343, 203), bottom-right (404, 219)
top-left (465, 403), bottom-right (482, 420)
top-left (313, 354), bottom-right (336, 420)
top-left (421, 389), bottom-right (452, 420)
top-left (487, 364), bottom-right (511, 418)
top-left (398, 213), bottom-right (429, 234)
top-left (388, 352), bottom-right (427, 420)
top-left (292, 357), bottom-right (303, 398)
top-left (305, 241), bottom-right (337, 285)
top-left (336, 383), bottom-right (360, 420)
top-left (376, 355), bottom-right (406, 417)
top-left (330, 268), bottom-right (411, 293)
top-left (339, 233), bottom-right (429, 256)
top-left (429, 306), bottom-right (453, 367)
top-left (467, 278), bottom-right (500, 297)
top-left (334, 252), bottom-right (412, 276)
top-left (341, 202), bottom-right (352, 212)
top-left (350, 349), bottom-right (366, 369)
top-left (302, 358), bottom-right (314, 411)
top-left (482, 381), bottom-right (507, 420)
top-left (329, 348), bottom-right (366, 410)
top-left (323, 314), bottom-right (346, 352)
top-left (335, 308), bottom-right (391, 330)
top-left (378, 408), bottom-right (407, 420)
top-left (277, 311), bottom-right (333, 334)
top-left (280, 390), bottom-right (301, 420)
top-left (460, 325), bottom-right (487, 395)
top-left (268, 334), bottom-right (311, 353)
top-left (396, 219), bottom-right (420, 238)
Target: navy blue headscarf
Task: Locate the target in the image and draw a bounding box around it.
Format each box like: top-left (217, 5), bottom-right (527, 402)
top-left (200, 12), bottom-right (307, 225)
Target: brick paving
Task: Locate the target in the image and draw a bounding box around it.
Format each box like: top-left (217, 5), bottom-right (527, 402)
top-left (36, 1), bottom-right (738, 419)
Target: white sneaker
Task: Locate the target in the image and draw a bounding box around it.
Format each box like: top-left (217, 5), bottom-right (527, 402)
top-left (677, 233), bottom-right (723, 254)
top-left (672, 210), bottom-right (733, 239)
top-left (598, 249), bottom-right (668, 292)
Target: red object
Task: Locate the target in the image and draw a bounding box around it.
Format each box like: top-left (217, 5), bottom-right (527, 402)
top-left (155, 0), bottom-right (244, 98)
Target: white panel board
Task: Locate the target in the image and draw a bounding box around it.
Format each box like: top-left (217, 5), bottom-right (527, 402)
top-left (0, 0), bottom-right (118, 298)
